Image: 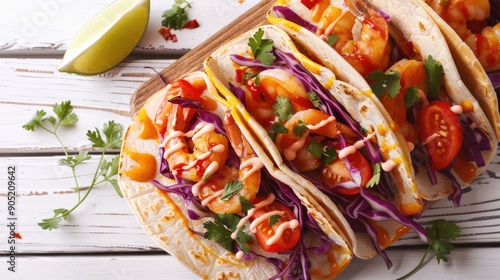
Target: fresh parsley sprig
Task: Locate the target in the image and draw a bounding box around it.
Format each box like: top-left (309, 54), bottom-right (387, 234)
top-left (367, 70), bottom-right (401, 99)
top-left (23, 101), bottom-right (123, 230)
top-left (397, 219), bottom-right (461, 280)
top-left (423, 55), bottom-right (444, 100)
top-left (161, 0), bottom-right (191, 30)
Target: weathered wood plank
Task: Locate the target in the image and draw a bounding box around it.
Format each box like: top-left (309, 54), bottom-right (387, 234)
top-left (1, 248), bottom-right (500, 279)
top-left (0, 58), bottom-right (173, 153)
top-left (0, 0), bottom-right (262, 55)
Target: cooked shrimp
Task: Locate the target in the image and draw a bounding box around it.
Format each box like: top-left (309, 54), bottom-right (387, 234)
top-left (244, 68), bottom-right (314, 129)
top-left (275, 109), bottom-right (359, 162)
top-left (160, 80), bottom-right (229, 183)
top-left (198, 112), bottom-right (262, 214)
top-left (380, 59), bottom-right (428, 142)
top-left (425, 0), bottom-right (500, 71)
top-left (316, 0), bottom-right (391, 77)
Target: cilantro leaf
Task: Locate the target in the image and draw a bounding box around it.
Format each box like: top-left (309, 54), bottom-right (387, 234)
top-left (398, 219), bottom-right (461, 279)
top-left (308, 91), bottom-right (321, 108)
top-left (293, 120), bottom-right (308, 137)
top-left (307, 140), bottom-right (323, 159)
top-left (221, 180), bottom-right (243, 201)
top-left (423, 55), bottom-right (444, 100)
top-left (53, 101), bottom-right (78, 126)
top-left (161, 0), bottom-right (191, 30)
top-left (240, 196), bottom-right (255, 214)
top-left (368, 70), bottom-right (401, 98)
top-left (272, 96), bottom-right (294, 122)
top-left (365, 163), bottom-right (381, 188)
top-left (22, 110), bottom-right (47, 131)
top-left (404, 86), bottom-right (421, 108)
top-left (24, 100), bottom-right (124, 230)
top-left (37, 208), bottom-right (69, 231)
top-left (268, 122), bottom-right (289, 142)
top-left (322, 146), bottom-right (337, 165)
top-left (269, 214), bottom-right (281, 227)
top-left (203, 214), bottom-right (254, 254)
top-left (58, 151), bottom-right (91, 169)
top-left (326, 34), bottom-right (339, 46)
top-left (248, 28), bottom-right (276, 66)
top-left (87, 120), bottom-right (123, 149)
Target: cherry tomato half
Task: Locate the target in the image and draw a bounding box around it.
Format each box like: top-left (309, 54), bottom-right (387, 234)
top-left (321, 142), bottom-right (372, 195)
top-left (418, 101), bottom-right (463, 170)
top-left (250, 199), bottom-right (301, 253)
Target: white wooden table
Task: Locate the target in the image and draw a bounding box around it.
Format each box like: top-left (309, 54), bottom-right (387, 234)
top-left (1, 1), bottom-right (500, 279)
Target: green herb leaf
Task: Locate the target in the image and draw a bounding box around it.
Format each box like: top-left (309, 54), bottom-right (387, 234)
top-left (404, 86), bottom-right (421, 108)
top-left (423, 55), bottom-right (444, 100)
top-left (268, 122), bottom-right (289, 142)
top-left (272, 96), bottom-right (294, 122)
top-left (22, 110), bottom-right (47, 131)
top-left (221, 180), bottom-right (243, 201)
top-left (87, 120), bottom-right (123, 149)
top-left (240, 196), bottom-right (255, 214)
top-left (269, 214), bottom-right (281, 227)
top-left (203, 214), bottom-right (254, 254)
top-left (53, 101), bottom-right (78, 126)
top-left (248, 28), bottom-right (276, 66)
top-left (326, 34), bottom-right (339, 46)
top-left (58, 151), bottom-right (92, 169)
top-left (308, 91), bottom-right (321, 108)
top-left (293, 120), bottom-right (308, 137)
top-left (307, 140), bottom-right (324, 159)
top-left (37, 208), bottom-right (69, 231)
top-left (368, 70), bottom-right (401, 98)
top-left (322, 146), bottom-right (337, 165)
top-left (397, 219), bottom-right (461, 280)
top-left (365, 163), bottom-right (381, 188)
top-left (161, 0), bottom-right (191, 30)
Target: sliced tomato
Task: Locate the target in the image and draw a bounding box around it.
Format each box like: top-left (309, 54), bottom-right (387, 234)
top-left (301, 0), bottom-right (319, 10)
top-left (418, 100), bottom-right (463, 170)
top-left (250, 199), bottom-right (301, 253)
top-left (321, 142), bottom-right (372, 195)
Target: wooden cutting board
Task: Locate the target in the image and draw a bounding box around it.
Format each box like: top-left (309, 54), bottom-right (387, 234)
top-left (130, 0), bottom-right (274, 115)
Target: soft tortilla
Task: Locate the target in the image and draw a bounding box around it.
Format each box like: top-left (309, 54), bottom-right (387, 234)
top-left (118, 71), bottom-right (353, 279)
top-left (203, 25), bottom-right (422, 259)
top-left (267, 0), bottom-right (498, 201)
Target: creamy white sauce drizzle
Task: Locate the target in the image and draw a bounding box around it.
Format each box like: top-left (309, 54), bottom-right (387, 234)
top-left (338, 132), bottom-right (376, 159)
top-left (418, 89), bottom-right (429, 107)
top-left (450, 105), bottom-right (463, 114)
top-left (266, 220), bottom-right (300, 246)
top-left (240, 157), bottom-right (264, 181)
top-left (235, 251), bottom-right (245, 260)
top-left (249, 210), bottom-right (284, 233)
top-left (192, 161), bottom-right (219, 196)
top-left (230, 193), bottom-right (276, 240)
top-left (283, 116), bottom-right (336, 161)
top-left (201, 190), bottom-right (224, 206)
top-left (422, 132), bottom-right (440, 146)
top-left (381, 159), bottom-right (398, 172)
top-left (406, 141), bottom-right (415, 152)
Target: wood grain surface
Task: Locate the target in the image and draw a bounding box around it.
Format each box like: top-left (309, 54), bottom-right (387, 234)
top-left (130, 0), bottom-right (273, 115)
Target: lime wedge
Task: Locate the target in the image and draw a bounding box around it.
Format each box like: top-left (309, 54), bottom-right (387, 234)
top-left (58, 0), bottom-right (150, 75)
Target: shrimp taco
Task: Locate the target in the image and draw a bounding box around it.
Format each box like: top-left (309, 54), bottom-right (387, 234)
top-left (415, 0), bottom-right (500, 137)
top-left (267, 0), bottom-right (498, 204)
top-left (118, 71), bottom-right (357, 279)
top-left (204, 25), bottom-right (427, 267)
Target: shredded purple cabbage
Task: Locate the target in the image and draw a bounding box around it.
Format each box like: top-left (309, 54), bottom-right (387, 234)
top-left (229, 82), bottom-right (247, 106)
top-left (488, 70), bottom-right (500, 96)
top-left (272, 6), bottom-right (318, 33)
top-left (168, 96), bottom-right (205, 109)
